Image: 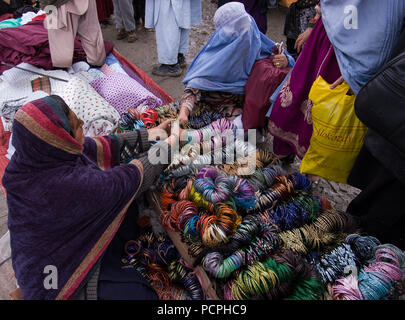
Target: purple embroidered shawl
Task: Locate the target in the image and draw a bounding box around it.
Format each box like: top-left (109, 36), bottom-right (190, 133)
top-left (267, 18), bottom-right (341, 158)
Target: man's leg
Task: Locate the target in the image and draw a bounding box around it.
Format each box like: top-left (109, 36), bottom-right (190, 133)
top-left (152, 1), bottom-right (182, 76)
top-left (113, 0), bottom-right (124, 29)
top-left (77, 0), bottom-right (106, 67)
top-left (113, 0), bottom-right (136, 41)
top-left (140, 0), bottom-right (145, 25)
top-left (178, 27), bottom-right (189, 68)
top-left (133, 0), bottom-right (140, 24)
top-left (48, 10), bottom-right (78, 68)
top-left (122, 0), bottom-right (137, 42)
top-left (118, 0), bottom-right (135, 29)
top-left (113, 0), bottom-right (126, 39)
top-left (133, 0), bottom-right (145, 26)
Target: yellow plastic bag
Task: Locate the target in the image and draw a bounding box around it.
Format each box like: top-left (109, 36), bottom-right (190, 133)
top-left (300, 76), bottom-right (368, 184)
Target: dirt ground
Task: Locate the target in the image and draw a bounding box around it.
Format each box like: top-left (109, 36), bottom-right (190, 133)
top-left (101, 1), bottom-right (289, 101)
top-left (0, 0), bottom-right (363, 300)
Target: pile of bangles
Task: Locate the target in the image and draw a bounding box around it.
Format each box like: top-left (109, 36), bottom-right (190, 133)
top-left (121, 103), bottom-right (405, 300)
top-left (122, 232), bottom-right (204, 300)
top-left (116, 104), bottom-right (159, 133)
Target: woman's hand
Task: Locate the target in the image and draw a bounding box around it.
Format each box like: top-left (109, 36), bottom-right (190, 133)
top-left (330, 76), bottom-right (344, 89)
top-left (272, 54), bottom-right (288, 69)
top-left (155, 118), bottom-right (174, 134)
top-left (177, 106), bottom-right (190, 126)
top-left (147, 118), bottom-right (174, 141)
top-left (167, 120), bottom-right (187, 147)
top-left (295, 27), bottom-right (313, 53)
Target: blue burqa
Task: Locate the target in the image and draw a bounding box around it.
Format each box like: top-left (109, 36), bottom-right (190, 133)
top-left (182, 2), bottom-right (295, 95)
top-left (321, 0), bottom-right (405, 94)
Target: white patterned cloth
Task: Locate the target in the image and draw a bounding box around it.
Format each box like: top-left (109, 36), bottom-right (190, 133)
top-left (61, 77), bottom-right (120, 137)
top-left (0, 63), bottom-right (70, 102)
top-left (67, 61), bottom-right (91, 74)
top-left (73, 68), bottom-right (105, 83)
top-left (232, 114), bottom-right (243, 130)
top-left (100, 63), bottom-right (129, 76)
top-left (0, 231), bottom-right (11, 266)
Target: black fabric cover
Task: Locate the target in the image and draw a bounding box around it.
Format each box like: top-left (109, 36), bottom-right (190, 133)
top-left (347, 27), bottom-right (405, 249)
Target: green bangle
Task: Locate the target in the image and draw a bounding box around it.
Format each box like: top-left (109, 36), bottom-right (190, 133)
top-left (308, 22), bottom-right (315, 28)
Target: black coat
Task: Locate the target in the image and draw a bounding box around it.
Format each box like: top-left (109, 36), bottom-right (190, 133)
top-left (354, 28), bottom-right (405, 185)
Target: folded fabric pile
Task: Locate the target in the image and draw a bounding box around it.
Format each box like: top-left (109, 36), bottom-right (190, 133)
top-left (0, 19), bottom-right (114, 75)
top-left (0, 17), bottom-right (21, 29)
top-left (0, 51), bottom-right (154, 158)
top-left (0, 9), bottom-right (46, 29)
top-left (61, 77), bottom-right (120, 137)
top-left (0, 63), bottom-right (72, 124)
top-left (90, 70), bottom-right (163, 114)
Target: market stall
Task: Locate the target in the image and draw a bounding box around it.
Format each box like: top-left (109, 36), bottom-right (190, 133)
top-left (0, 7), bottom-right (404, 301)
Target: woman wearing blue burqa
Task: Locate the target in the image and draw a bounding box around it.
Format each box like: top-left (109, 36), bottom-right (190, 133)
top-left (321, 0), bottom-right (405, 95)
top-left (324, 0), bottom-right (405, 249)
top-left (267, 0), bottom-right (405, 162)
top-left (177, 2), bottom-right (295, 128)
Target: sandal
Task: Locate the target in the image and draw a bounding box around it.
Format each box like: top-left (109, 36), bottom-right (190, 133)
top-left (127, 31), bottom-right (137, 43)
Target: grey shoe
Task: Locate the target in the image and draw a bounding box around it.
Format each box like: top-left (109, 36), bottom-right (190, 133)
top-left (152, 64), bottom-right (182, 77)
top-left (178, 53), bottom-right (187, 69)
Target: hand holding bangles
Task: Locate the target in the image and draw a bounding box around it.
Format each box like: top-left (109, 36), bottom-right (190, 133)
top-left (147, 119), bottom-right (187, 147)
top-left (169, 120), bottom-right (187, 146)
top-left (148, 118), bottom-right (174, 141)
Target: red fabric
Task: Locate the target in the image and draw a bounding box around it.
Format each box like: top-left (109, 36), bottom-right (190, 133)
top-left (242, 58), bottom-right (290, 130)
top-left (0, 20), bottom-right (114, 75)
top-left (0, 13), bottom-right (13, 22)
top-left (96, 0), bottom-right (114, 21)
top-left (32, 13), bottom-right (46, 21)
top-left (0, 120), bottom-right (11, 196)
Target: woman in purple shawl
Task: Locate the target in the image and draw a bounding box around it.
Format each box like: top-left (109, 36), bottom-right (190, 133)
top-left (267, 5), bottom-right (341, 160)
top-left (268, 0), bottom-right (405, 161)
top-left (2, 95), bottom-right (178, 300)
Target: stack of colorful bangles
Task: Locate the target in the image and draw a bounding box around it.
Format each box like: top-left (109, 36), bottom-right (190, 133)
top-left (122, 103), bottom-right (405, 300)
